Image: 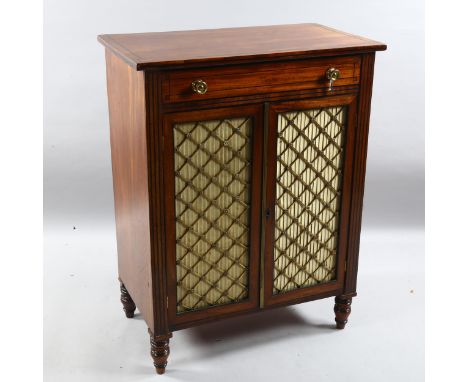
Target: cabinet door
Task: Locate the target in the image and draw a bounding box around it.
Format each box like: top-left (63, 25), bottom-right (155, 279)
top-left (163, 105), bottom-right (263, 326)
top-left (263, 95), bottom-right (358, 307)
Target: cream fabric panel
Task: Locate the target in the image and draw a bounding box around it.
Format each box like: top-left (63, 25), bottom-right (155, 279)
top-left (274, 107), bottom-right (347, 294)
top-left (173, 118), bottom-right (252, 313)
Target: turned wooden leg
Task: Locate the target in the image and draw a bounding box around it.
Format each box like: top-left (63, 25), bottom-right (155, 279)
top-left (149, 329), bottom-right (172, 375)
top-left (334, 295), bottom-right (352, 329)
top-left (119, 282), bottom-right (136, 318)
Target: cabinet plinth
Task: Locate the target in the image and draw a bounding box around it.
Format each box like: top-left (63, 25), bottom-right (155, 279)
top-left (100, 23), bottom-right (386, 374)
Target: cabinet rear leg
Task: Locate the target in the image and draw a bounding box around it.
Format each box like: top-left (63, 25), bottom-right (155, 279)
top-left (334, 295), bottom-right (352, 329)
top-left (149, 330), bottom-right (172, 374)
top-left (119, 281), bottom-right (136, 318)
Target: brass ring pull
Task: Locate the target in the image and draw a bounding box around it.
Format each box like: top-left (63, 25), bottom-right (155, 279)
top-left (326, 67), bottom-right (341, 81)
top-left (326, 68), bottom-right (340, 91)
top-left (191, 79), bottom-right (208, 95)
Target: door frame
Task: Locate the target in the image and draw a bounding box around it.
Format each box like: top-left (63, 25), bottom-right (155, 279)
top-left (162, 104), bottom-right (264, 327)
top-left (262, 94), bottom-right (358, 307)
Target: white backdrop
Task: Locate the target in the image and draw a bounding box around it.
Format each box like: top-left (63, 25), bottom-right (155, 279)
top-left (44, 1), bottom-right (424, 381)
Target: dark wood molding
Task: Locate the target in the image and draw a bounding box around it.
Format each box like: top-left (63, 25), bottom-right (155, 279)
top-left (171, 289), bottom-right (339, 331)
top-left (343, 53), bottom-right (376, 295)
top-left (146, 71), bottom-right (171, 336)
top-left (159, 83), bottom-right (359, 113)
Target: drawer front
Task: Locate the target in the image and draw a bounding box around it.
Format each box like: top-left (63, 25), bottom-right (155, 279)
top-left (161, 56), bottom-right (361, 103)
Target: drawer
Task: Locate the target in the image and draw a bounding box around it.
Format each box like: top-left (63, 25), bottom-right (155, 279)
top-left (161, 56), bottom-right (361, 103)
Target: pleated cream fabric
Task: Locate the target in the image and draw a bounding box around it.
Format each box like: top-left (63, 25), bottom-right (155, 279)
top-left (273, 107), bottom-right (346, 294)
top-left (173, 118), bottom-right (252, 313)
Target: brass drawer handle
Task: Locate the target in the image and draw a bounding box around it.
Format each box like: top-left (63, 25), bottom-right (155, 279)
top-left (326, 68), bottom-right (340, 91)
top-left (191, 79), bottom-right (208, 95)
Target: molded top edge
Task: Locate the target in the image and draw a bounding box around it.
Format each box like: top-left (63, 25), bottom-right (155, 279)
top-left (98, 23), bottom-right (387, 70)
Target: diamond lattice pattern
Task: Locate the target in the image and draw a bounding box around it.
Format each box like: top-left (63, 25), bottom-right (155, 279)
top-left (173, 117), bottom-right (252, 313)
top-left (273, 106), bottom-right (347, 294)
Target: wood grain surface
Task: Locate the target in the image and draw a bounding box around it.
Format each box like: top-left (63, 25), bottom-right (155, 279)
top-left (98, 23), bottom-right (386, 69)
top-left (105, 50), bottom-right (154, 331)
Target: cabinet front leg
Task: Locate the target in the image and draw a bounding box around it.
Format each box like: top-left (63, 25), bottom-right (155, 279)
top-left (334, 295), bottom-right (352, 329)
top-left (149, 330), bottom-right (173, 375)
top-left (119, 282), bottom-right (136, 318)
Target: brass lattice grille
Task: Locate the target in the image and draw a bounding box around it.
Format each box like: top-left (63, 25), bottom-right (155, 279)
top-left (273, 106), bottom-right (347, 294)
top-left (173, 117), bottom-right (252, 313)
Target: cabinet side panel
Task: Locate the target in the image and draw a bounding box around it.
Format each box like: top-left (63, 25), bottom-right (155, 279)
top-left (105, 50), bottom-right (154, 329)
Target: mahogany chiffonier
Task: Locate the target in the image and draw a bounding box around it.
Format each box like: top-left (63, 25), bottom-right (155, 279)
top-left (98, 23), bottom-right (386, 374)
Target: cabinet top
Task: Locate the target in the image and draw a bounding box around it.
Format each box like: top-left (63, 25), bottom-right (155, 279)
top-left (98, 23), bottom-right (386, 70)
